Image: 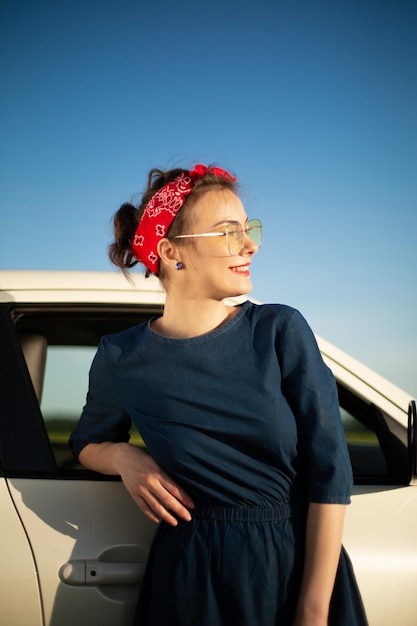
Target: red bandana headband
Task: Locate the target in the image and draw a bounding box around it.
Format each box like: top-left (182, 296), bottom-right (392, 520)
top-left (131, 164), bottom-right (237, 275)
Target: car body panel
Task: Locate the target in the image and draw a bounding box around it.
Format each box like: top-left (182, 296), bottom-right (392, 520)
top-left (0, 479), bottom-right (43, 626)
top-left (346, 485), bottom-right (417, 625)
top-left (0, 270), bottom-right (166, 305)
top-left (6, 479), bottom-right (156, 626)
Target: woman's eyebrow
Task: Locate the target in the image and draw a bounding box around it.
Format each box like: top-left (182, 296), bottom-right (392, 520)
top-left (209, 218), bottom-right (249, 228)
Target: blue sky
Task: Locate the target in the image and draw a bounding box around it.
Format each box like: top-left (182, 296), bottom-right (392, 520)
top-left (1, 0), bottom-right (416, 398)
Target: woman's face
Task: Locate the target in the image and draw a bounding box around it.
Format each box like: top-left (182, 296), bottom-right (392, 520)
top-left (173, 189), bottom-right (259, 301)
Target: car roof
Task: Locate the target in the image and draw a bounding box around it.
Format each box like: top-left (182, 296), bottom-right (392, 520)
top-left (0, 270), bottom-right (412, 424)
top-left (0, 269), bottom-right (166, 305)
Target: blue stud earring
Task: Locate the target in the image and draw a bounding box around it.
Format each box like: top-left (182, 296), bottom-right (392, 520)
top-left (175, 262), bottom-right (184, 270)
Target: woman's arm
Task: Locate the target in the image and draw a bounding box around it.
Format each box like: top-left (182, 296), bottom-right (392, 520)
top-left (79, 442), bottom-right (195, 527)
top-left (293, 503), bottom-right (346, 626)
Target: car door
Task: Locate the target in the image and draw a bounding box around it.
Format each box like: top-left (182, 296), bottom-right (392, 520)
top-left (0, 304), bottom-right (157, 626)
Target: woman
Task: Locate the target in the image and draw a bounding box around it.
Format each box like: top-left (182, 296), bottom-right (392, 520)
top-left (70, 164), bottom-right (368, 625)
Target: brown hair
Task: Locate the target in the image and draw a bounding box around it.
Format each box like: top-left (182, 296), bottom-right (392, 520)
top-left (108, 166), bottom-right (238, 280)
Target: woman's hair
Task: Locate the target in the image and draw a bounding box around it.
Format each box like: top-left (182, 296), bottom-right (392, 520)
top-left (109, 166), bottom-right (238, 280)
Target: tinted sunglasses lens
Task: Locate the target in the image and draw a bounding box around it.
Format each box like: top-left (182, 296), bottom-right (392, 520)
top-left (247, 219), bottom-right (262, 248)
top-left (226, 225), bottom-right (243, 255)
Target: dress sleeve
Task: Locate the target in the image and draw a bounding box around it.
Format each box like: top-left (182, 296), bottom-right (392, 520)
top-left (69, 336), bottom-right (132, 458)
top-left (276, 308), bottom-right (353, 504)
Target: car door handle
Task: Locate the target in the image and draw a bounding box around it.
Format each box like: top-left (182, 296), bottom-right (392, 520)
top-left (59, 559), bottom-right (146, 586)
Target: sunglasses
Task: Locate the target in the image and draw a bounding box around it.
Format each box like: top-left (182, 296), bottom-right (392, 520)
top-left (174, 218), bottom-right (262, 256)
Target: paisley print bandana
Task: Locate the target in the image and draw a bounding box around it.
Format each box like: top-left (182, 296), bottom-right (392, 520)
top-left (131, 164), bottom-right (237, 275)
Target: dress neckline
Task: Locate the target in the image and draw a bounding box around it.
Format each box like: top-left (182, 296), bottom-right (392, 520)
top-left (146, 300), bottom-right (251, 344)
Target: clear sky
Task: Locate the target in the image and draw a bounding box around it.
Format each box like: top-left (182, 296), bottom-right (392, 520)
top-left (1, 0), bottom-right (416, 398)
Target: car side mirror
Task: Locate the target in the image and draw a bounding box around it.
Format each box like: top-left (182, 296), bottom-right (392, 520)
top-left (408, 400), bottom-right (417, 485)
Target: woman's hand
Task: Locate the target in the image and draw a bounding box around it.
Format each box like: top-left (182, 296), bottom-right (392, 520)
top-left (115, 443), bottom-right (195, 526)
top-left (79, 442), bottom-right (195, 526)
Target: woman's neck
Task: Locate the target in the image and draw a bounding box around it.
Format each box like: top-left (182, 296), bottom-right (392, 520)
top-left (151, 296), bottom-right (237, 339)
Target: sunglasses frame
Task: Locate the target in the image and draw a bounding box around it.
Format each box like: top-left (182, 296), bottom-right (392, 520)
top-left (174, 218), bottom-right (262, 256)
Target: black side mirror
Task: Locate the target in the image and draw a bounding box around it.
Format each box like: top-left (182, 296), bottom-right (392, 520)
top-left (408, 400), bottom-right (417, 485)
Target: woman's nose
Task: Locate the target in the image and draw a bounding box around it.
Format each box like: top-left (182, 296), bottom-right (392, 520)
top-left (241, 231), bottom-right (259, 255)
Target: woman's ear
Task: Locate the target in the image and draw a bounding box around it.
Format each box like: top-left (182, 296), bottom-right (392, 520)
top-left (157, 238), bottom-right (181, 270)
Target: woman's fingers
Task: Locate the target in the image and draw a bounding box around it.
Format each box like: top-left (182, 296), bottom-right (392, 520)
top-left (137, 493), bottom-right (184, 527)
top-left (135, 494), bottom-right (172, 525)
top-left (118, 447), bottom-right (195, 526)
top-left (160, 477), bottom-right (195, 511)
top-left (134, 473), bottom-right (194, 526)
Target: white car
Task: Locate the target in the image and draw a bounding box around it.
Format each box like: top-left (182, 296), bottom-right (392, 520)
top-left (0, 270), bottom-right (415, 626)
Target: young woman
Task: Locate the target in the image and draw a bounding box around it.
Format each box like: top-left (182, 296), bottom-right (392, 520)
top-left (70, 164), bottom-right (368, 625)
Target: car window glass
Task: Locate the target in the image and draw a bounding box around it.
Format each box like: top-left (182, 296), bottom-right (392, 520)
top-left (341, 407), bottom-right (379, 445)
top-left (40, 346), bottom-right (94, 470)
top-left (341, 405), bottom-right (390, 480)
top-left (40, 345), bottom-right (143, 471)
top-left (41, 345), bottom-right (93, 424)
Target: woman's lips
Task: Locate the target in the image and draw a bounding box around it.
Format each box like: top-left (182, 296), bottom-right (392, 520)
top-left (229, 263), bottom-right (250, 275)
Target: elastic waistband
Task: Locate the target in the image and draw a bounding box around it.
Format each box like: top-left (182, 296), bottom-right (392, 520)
top-left (192, 503), bottom-right (292, 522)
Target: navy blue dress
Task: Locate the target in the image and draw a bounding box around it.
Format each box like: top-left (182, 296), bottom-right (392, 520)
top-left (70, 301), bottom-right (368, 625)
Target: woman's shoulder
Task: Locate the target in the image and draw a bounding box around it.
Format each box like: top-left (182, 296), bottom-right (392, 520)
top-left (245, 301), bottom-right (316, 345)
top-left (246, 301), bottom-right (301, 325)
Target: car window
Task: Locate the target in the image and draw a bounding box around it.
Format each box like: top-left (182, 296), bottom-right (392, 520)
top-left (41, 344), bottom-right (144, 471)
top-left (338, 385), bottom-right (408, 485)
top-left (40, 345), bottom-right (95, 470)
top-left (341, 406), bottom-right (389, 479)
